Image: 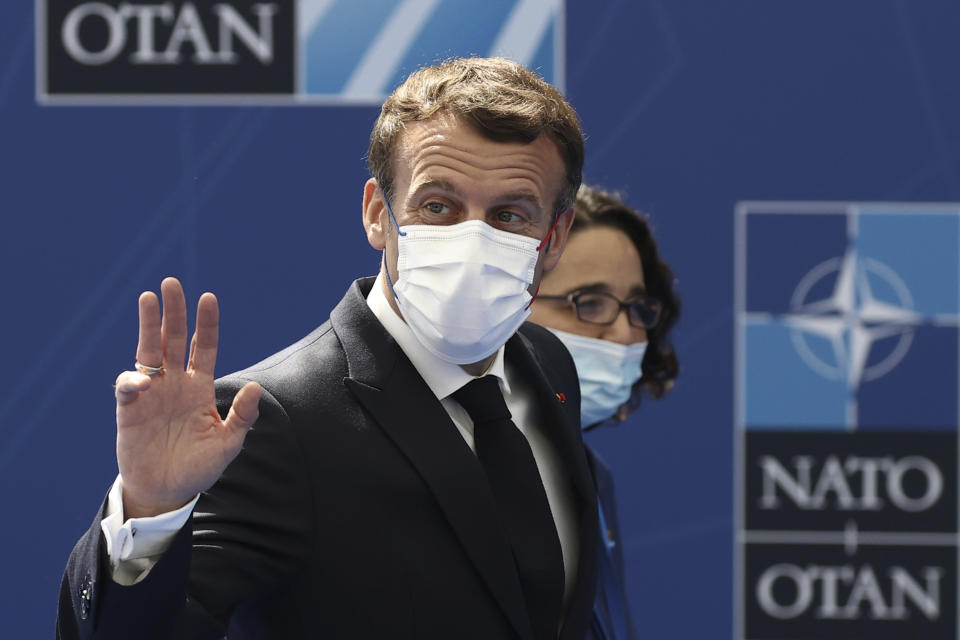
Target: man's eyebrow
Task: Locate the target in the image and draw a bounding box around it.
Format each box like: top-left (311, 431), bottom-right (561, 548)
top-left (408, 180), bottom-right (544, 212)
top-left (490, 191), bottom-right (545, 218)
top-left (492, 191), bottom-right (542, 207)
top-left (408, 178), bottom-right (461, 202)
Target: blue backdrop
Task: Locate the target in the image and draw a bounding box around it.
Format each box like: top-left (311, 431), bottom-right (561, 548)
top-left (4, 1), bottom-right (960, 637)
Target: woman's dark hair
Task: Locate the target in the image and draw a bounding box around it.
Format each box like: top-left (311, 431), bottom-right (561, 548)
top-left (571, 184), bottom-right (680, 409)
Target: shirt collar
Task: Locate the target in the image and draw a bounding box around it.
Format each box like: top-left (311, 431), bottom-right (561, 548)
top-left (366, 272), bottom-right (510, 400)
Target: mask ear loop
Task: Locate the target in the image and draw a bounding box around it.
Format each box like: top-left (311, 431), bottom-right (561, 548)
top-left (381, 190), bottom-right (406, 300)
top-left (526, 214), bottom-right (564, 309)
top-left (536, 214), bottom-right (561, 251)
top-left (382, 190), bottom-right (407, 238)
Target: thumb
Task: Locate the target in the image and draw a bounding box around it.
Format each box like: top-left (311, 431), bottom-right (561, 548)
top-left (224, 381), bottom-right (262, 434)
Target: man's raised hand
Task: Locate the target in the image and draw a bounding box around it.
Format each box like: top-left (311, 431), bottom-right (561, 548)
top-left (114, 277), bottom-right (261, 518)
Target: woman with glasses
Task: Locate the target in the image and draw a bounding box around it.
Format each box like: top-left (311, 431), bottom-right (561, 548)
top-left (530, 184), bottom-right (680, 640)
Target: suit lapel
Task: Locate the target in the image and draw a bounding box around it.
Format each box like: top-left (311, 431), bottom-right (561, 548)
top-left (331, 280), bottom-right (535, 640)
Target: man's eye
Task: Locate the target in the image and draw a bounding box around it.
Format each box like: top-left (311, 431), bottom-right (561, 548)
top-left (425, 202), bottom-right (449, 214)
top-left (497, 211), bottom-right (521, 223)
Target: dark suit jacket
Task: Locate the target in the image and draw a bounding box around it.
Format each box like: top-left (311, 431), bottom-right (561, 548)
top-left (584, 448), bottom-right (638, 640)
top-left (58, 277), bottom-right (599, 640)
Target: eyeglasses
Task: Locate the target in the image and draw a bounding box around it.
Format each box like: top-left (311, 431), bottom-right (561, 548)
top-left (537, 289), bottom-right (662, 329)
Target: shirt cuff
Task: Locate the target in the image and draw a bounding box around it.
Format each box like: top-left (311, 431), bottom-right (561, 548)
top-left (100, 475), bottom-right (199, 584)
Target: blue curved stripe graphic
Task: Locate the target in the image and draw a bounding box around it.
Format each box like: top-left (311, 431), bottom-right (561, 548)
top-left (303, 0), bottom-right (396, 94)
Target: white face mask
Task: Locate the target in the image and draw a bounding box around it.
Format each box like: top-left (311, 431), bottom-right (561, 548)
top-left (385, 207), bottom-right (549, 364)
top-left (548, 328), bottom-right (647, 428)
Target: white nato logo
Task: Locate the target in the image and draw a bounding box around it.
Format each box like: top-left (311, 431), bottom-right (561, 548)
top-left (783, 249), bottom-right (922, 391)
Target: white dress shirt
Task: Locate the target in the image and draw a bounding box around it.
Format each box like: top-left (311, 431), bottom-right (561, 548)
top-left (103, 274), bottom-right (579, 602)
top-left (367, 274), bottom-right (579, 603)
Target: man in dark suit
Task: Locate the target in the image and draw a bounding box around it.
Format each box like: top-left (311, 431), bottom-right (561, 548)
top-left (58, 57), bottom-right (599, 639)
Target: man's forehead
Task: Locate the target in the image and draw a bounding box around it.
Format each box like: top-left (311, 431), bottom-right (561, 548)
top-left (395, 114), bottom-right (560, 160)
top-left (393, 117), bottom-right (566, 194)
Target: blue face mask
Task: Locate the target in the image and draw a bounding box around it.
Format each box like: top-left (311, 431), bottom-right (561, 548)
top-left (548, 328), bottom-right (647, 428)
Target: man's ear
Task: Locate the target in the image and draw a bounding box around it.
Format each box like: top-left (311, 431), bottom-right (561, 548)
top-left (362, 178), bottom-right (387, 250)
top-left (541, 206), bottom-right (575, 272)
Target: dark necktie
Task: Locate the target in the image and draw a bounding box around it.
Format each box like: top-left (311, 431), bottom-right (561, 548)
top-left (453, 375), bottom-right (565, 640)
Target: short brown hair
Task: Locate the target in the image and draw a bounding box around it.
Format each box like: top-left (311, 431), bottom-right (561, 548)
top-left (368, 57), bottom-right (584, 216)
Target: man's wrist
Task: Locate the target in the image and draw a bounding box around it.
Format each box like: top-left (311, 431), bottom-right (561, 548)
top-left (120, 481), bottom-right (195, 520)
top-left (102, 475), bottom-right (198, 564)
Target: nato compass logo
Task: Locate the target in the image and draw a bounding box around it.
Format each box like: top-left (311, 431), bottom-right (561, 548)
top-left (735, 202), bottom-right (960, 640)
top-left (785, 249), bottom-right (924, 425)
top-left (736, 202), bottom-right (960, 431)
